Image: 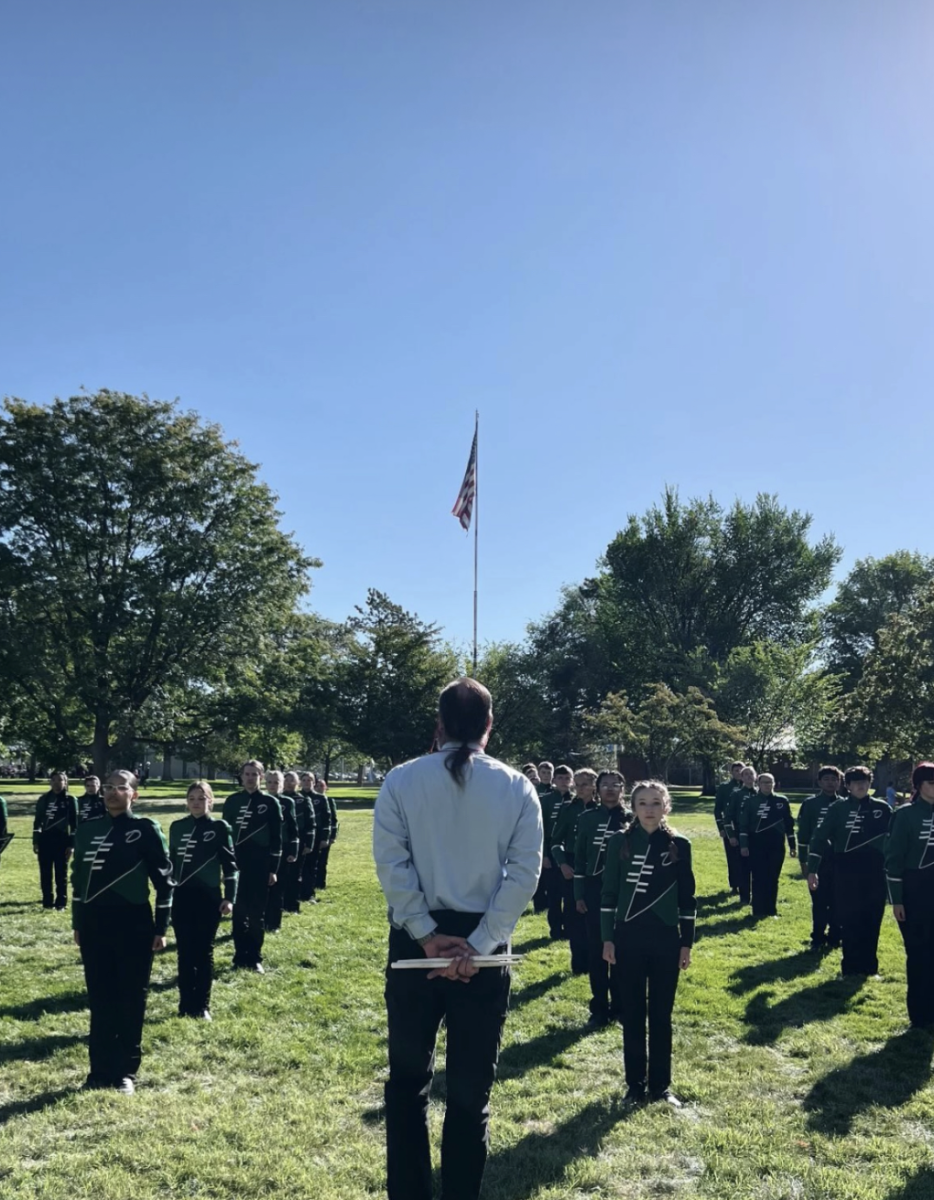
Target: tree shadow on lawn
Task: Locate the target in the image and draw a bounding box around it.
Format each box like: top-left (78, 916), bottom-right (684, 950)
top-left (479, 1094), bottom-right (639, 1200)
top-left (728, 950), bottom-right (821, 996)
top-left (696, 889), bottom-right (734, 911)
top-left (742, 975), bottom-right (863, 1046)
top-left (431, 1021), bottom-right (592, 1103)
top-left (883, 1166), bottom-right (934, 1199)
top-left (697, 912), bottom-right (758, 940)
top-left (0, 977), bottom-right (177, 1023)
top-left (0, 1032), bottom-right (85, 1066)
top-left (511, 935), bottom-right (552, 955)
top-left (803, 1029), bottom-right (934, 1136)
top-left (0, 1087), bottom-right (74, 1126)
top-left (508, 972), bottom-right (565, 1013)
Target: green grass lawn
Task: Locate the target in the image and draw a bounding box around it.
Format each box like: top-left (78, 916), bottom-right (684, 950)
top-left (0, 804), bottom-right (931, 1199)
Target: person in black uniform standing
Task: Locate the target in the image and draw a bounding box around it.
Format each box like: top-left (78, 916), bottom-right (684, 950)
top-left (887, 763), bottom-right (934, 1029)
top-left (797, 766), bottom-right (845, 950)
top-left (300, 771), bottom-right (328, 904)
top-left (78, 775), bottom-right (105, 824)
top-left (282, 771), bottom-right (313, 913)
top-left (221, 760), bottom-right (283, 972)
top-left (169, 781), bottom-right (238, 1019)
top-left (738, 773), bottom-right (796, 918)
top-left (33, 771), bottom-right (79, 909)
top-left (315, 776), bottom-right (339, 893)
top-left (72, 770), bottom-right (174, 1093)
top-left (714, 762), bottom-right (745, 894)
top-left (263, 769), bottom-right (298, 932)
top-left (724, 766), bottom-right (757, 907)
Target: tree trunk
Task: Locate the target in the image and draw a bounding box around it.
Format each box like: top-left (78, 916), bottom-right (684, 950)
top-left (701, 759), bottom-right (716, 796)
top-left (323, 745), bottom-right (332, 783)
top-left (92, 714), bottom-right (111, 779)
top-left (161, 741), bottom-right (175, 782)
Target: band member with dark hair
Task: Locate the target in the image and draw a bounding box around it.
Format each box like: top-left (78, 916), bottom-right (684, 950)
top-left (808, 766), bottom-right (890, 976)
top-left (298, 771), bottom-right (322, 903)
top-left (263, 769), bottom-right (298, 932)
top-left (72, 770), bottom-right (174, 1093)
top-left (33, 771), bottom-right (78, 909)
top-left (169, 781), bottom-right (238, 1020)
top-left (315, 776), bottom-right (339, 892)
top-left (79, 776), bottom-right (106, 824)
top-left (539, 766), bottom-right (574, 937)
top-left (374, 677), bottom-right (542, 1200)
top-left (282, 771), bottom-right (313, 913)
top-left (724, 766), bottom-right (757, 906)
top-left (739, 773), bottom-right (795, 918)
top-left (550, 767), bottom-right (595, 975)
top-left (714, 762), bottom-right (745, 893)
top-left (221, 761), bottom-right (283, 973)
top-left (797, 766), bottom-right (844, 950)
top-left (887, 763), bottom-right (934, 1028)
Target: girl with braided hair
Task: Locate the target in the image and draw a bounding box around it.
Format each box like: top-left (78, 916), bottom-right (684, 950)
top-left (601, 781), bottom-right (696, 1107)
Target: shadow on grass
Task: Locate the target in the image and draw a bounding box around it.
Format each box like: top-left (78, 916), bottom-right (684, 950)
top-left (0, 1088), bottom-right (73, 1126)
top-left (509, 973), bottom-right (565, 1013)
top-left (884, 1166), bottom-right (934, 1199)
top-left (697, 912), bottom-right (757, 940)
top-left (742, 975), bottom-right (863, 1046)
top-left (511, 935), bottom-right (553, 955)
top-left (0, 1033), bottom-right (84, 1065)
top-left (0, 990), bottom-right (88, 1021)
top-left (803, 1029), bottom-right (934, 1135)
top-left (480, 1095), bottom-right (637, 1200)
top-left (728, 950), bottom-right (821, 996)
top-left (696, 889), bottom-right (733, 911)
top-left (0, 901), bottom-right (33, 911)
top-left (432, 1021), bottom-right (591, 1102)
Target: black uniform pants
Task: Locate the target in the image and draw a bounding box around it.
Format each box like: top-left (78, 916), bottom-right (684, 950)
top-left (614, 920), bottom-right (681, 1094)
top-left (38, 837), bottom-right (69, 906)
top-left (899, 874), bottom-right (934, 1026)
top-left (810, 854), bottom-right (840, 945)
top-left (80, 904), bottom-right (155, 1082)
top-left (233, 848), bottom-right (270, 965)
top-left (544, 863), bottom-right (564, 937)
top-left (173, 888), bottom-right (221, 1015)
top-left (532, 866), bottom-right (548, 913)
top-left (315, 841), bottom-right (332, 890)
top-left (585, 877), bottom-right (619, 1017)
top-left (284, 854), bottom-right (303, 913)
top-left (561, 856), bottom-right (588, 973)
top-left (750, 835), bottom-right (785, 916)
top-left (265, 870), bottom-right (285, 931)
top-left (384, 912), bottom-right (510, 1200)
top-left (722, 835), bottom-right (741, 890)
top-left (835, 857), bottom-right (886, 975)
top-left (733, 840), bottom-right (751, 904)
top-left (300, 841), bottom-right (320, 901)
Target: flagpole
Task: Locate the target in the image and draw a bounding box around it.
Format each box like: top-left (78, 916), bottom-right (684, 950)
top-left (472, 410), bottom-right (479, 676)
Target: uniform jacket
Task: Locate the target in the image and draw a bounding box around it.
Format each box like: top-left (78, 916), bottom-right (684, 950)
top-left (600, 823), bottom-right (696, 947)
top-left (885, 799), bottom-right (934, 905)
top-left (714, 779), bottom-right (743, 836)
top-left (738, 791), bottom-right (796, 852)
top-left (806, 795), bottom-right (891, 874)
top-left (220, 790), bottom-right (283, 874)
top-left (796, 792), bottom-right (845, 866)
top-left (71, 811), bottom-right (174, 934)
top-left (573, 804), bottom-right (633, 901)
top-left (551, 796), bottom-right (592, 868)
top-left (33, 790), bottom-right (79, 848)
top-left (169, 814), bottom-right (238, 901)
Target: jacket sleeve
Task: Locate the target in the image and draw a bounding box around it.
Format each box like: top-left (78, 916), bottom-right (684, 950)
top-left (806, 807), bottom-right (834, 875)
top-left (219, 821), bottom-right (239, 903)
top-left (285, 801), bottom-right (299, 859)
top-left (738, 797), bottom-right (752, 850)
top-left (372, 771), bottom-right (437, 942)
top-left (33, 796), bottom-right (45, 848)
top-left (0, 798), bottom-right (7, 839)
top-left (573, 815), bottom-right (588, 902)
top-left (70, 832), bottom-right (86, 931)
top-left (885, 809), bottom-right (910, 905)
top-left (713, 785), bottom-right (728, 835)
top-left (783, 800), bottom-right (796, 854)
top-left (143, 820), bottom-right (175, 936)
top-left (600, 835), bottom-right (622, 942)
top-left (467, 781), bottom-right (543, 955)
top-left (328, 795), bottom-right (339, 841)
top-left (67, 795), bottom-right (79, 847)
top-left (550, 807), bottom-right (571, 868)
top-left (267, 797), bottom-right (283, 873)
top-left (724, 795), bottom-right (739, 840)
top-left (677, 839), bottom-right (697, 948)
top-left (796, 799), bottom-right (812, 866)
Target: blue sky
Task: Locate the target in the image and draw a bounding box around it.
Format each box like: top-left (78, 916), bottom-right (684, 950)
top-left (3, 2), bottom-right (933, 651)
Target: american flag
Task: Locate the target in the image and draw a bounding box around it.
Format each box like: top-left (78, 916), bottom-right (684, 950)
top-left (451, 425), bottom-right (477, 531)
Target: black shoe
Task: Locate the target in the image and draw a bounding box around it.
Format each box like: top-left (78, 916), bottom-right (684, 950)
top-left (42, 900), bottom-right (54, 909)
top-left (623, 1085), bottom-right (646, 1106)
top-left (113, 1077), bottom-right (135, 1095)
top-left (586, 1012), bottom-right (610, 1030)
top-left (649, 1089), bottom-right (682, 1108)
top-left (82, 1073), bottom-right (107, 1091)
top-left (54, 900), bottom-right (67, 910)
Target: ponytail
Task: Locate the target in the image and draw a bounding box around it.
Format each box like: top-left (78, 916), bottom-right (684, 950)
top-left (438, 677), bottom-right (492, 788)
top-left (445, 743), bottom-right (476, 787)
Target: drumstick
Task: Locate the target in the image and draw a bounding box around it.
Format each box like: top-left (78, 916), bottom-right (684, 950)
top-left (391, 956), bottom-right (523, 969)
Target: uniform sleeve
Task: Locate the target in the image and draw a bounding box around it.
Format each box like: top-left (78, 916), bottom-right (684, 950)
top-left (67, 795), bottom-right (78, 846)
top-left (738, 797), bottom-right (752, 850)
top-left (0, 798), bottom-right (7, 839)
top-left (372, 771), bottom-right (436, 942)
top-left (796, 799), bottom-right (812, 866)
top-left (550, 806), bottom-right (571, 867)
top-left (885, 808), bottom-right (911, 905)
top-left (724, 795), bottom-right (739, 840)
top-left (143, 820), bottom-right (175, 935)
top-left (267, 797), bottom-right (283, 872)
top-left (573, 815), bottom-right (588, 902)
top-left (600, 834), bottom-right (622, 943)
top-left (33, 796), bottom-right (44, 848)
top-left (70, 832), bottom-right (86, 931)
top-left (677, 839), bottom-right (697, 948)
top-left (221, 795), bottom-right (235, 825)
top-left (782, 799), bottom-right (796, 854)
top-left (168, 820), bottom-right (181, 881)
top-left (806, 807), bottom-right (834, 875)
top-left (467, 781), bottom-right (543, 955)
top-left (219, 821), bottom-right (239, 903)
top-left (713, 785), bottom-right (728, 835)
top-left (328, 795), bottom-right (339, 841)
top-left (285, 801), bottom-right (299, 859)
top-left (305, 798), bottom-right (317, 848)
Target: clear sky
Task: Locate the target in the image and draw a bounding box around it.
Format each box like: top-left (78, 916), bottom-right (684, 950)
top-left (3, 2), bottom-right (933, 650)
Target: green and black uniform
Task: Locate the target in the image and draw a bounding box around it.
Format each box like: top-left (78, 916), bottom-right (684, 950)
top-left (886, 798), bottom-right (934, 1026)
top-left (552, 795), bottom-right (592, 973)
top-left (78, 789), bottom-right (106, 824)
top-left (169, 814), bottom-right (238, 1016)
top-left (284, 788), bottom-right (314, 912)
top-left (72, 811), bottom-right (174, 1085)
top-left (738, 790), bottom-right (795, 917)
top-left (574, 803), bottom-right (633, 1019)
top-left (0, 797), bottom-right (9, 881)
top-left (601, 823), bottom-right (696, 1096)
top-left (302, 788), bottom-right (329, 902)
top-left (315, 790), bottom-right (340, 891)
top-left (33, 788), bottom-right (79, 908)
top-left (221, 789), bottom-right (283, 966)
top-left (797, 791), bottom-right (844, 948)
top-left (538, 788), bottom-right (569, 934)
top-left (265, 792), bottom-right (299, 931)
top-left (724, 786), bottom-right (755, 904)
top-left (714, 777), bottom-right (744, 891)
top-left (807, 794), bottom-right (891, 975)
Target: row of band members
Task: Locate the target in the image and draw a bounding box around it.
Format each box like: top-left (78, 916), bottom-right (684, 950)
top-left (0, 761), bottom-right (339, 1094)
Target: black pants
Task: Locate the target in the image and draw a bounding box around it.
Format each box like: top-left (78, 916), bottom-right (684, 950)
top-left (80, 904), bottom-right (155, 1082)
top-left (265, 871), bottom-right (285, 931)
top-left (316, 841), bottom-right (332, 890)
top-left (384, 912), bottom-right (510, 1200)
top-left (810, 854), bottom-right (840, 945)
top-left (585, 878), bottom-right (619, 1017)
top-left (38, 837), bottom-right (69, 906)
top-left (544, 863), bottom-right (564, 938)
top-left (722, 836), bottom-right (741, 890)
top-left (733, 842), bottom-right (751, 904)
top-left (615, 920), bottom-right (681, 1093)
top-left (284, 854), bottom-right (303, 913)
top-left (835, 857), bottom-right (886, 975)
top-left (562, 857), bottom-right (588, 973)
top-left (750, 836), bottom-right (785, 916)
top-left (173, 888), bottom-right (221, 1015)
top-left (532, 866), bottom-right (548, 913)
top-left (233, 848), bottom-right (270, 965)
top-left (899, 873), bottom-right (934, 1026)
top-left (300, 842), bottom-right (320, 901)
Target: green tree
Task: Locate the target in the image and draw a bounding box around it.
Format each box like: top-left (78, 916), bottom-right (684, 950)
top-left (0, 390), bottom-right (315, 774)
top-left (474, 642), bottom-right (552, 764)
top-left (339, 590), bottom-right (458, 767)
